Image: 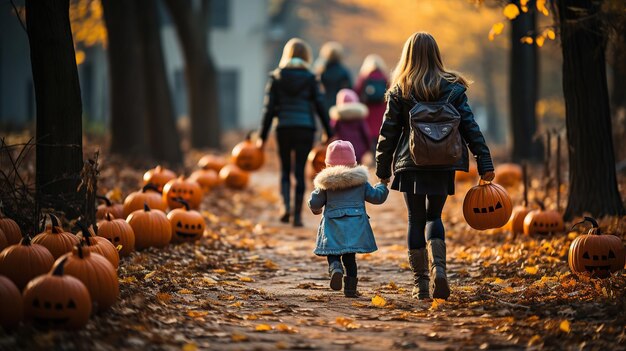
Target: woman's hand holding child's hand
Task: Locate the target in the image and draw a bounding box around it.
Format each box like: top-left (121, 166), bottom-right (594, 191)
top-left (379, 178), bottom-right (390, 185)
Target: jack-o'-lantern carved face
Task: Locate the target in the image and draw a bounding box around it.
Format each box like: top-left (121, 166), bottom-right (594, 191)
top-left (522, 202), bottom-right (563, 235)
top-left (167, 198), bottom-right (206, 243)
top-left (462, 181), bottom-right (512, 230)
top-left (163, 177), bottom-right (203, 210)
top-left (22, 258), bottom-right (92, 328)
top-left (569, 217), bottom-right (625, 278)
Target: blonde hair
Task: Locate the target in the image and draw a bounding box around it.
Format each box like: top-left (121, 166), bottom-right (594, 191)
top-left (319, 41), bottom-right (344, 63)
top-left (359, 54), bottom-right (388, 77)
top-left (279, 38), bottom-right (312, 68)
top-left (390, 32), bottom-right (468, 101)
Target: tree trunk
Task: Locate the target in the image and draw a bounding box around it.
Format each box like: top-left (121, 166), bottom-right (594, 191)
top-left (610, 32), bottom-right (626, 162)
top-left (26, 0), bottom-right (84, 217)
top-left (510, 0), bottom-right (542, 162)
top-left (136, 0), bottom-right (183, 165)
top-left (558, 0), bottom-right (625, 218)
top-left (164, 0), bottom-right (221, 149)
top-left (101, 0), bottom-right (150, 157)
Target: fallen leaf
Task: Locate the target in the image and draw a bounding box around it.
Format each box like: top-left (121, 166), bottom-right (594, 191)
top-left (255, 324), bottom-right (272, 332)
top-left (231, 333), bottom-right (248, 342)
top-left (371, 295), bottom-right (387, 308)
top-left (560, 320), bottom-right (571, 333)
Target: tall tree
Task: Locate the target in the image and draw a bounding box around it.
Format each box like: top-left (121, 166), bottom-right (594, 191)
top-left (136, 0), bottom-right (183, 164)
top-left (101, 0), bottom-right (150, 157)
top-left (164, 0), bottom-right (221, 149)
top-left (557, 0), bottom-right (625, 218)
top-left (509, 0), bottom-right (542, 162)
top-left (26, 0), bottom-right (84, 217)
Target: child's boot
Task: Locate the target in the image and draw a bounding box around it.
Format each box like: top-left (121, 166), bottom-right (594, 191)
top-left (408, 249), bottom-right (430, 299)
top-left (329, 261), bottom-right (343, 291)
top-left (343, 276), bottom-right (360, 297)
top-left (427, 239), bottom-right (450, 299)
top-left (293, 193), bottom-right (304, 227)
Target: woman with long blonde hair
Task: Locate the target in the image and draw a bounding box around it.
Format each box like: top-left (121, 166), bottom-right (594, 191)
top-left (259, 38), bottom-right (334, 227)
top-left (376, 32), bottom-right (495, 300)
top-left (354, 54), bottom-right (389, 148)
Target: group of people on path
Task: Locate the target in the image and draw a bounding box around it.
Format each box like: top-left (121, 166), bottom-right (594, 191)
top-left (257, 33), bottom-right (495, 301)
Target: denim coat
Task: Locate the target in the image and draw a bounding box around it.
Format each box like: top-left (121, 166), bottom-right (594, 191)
top-left (308, 165), bottom-right (389, 256)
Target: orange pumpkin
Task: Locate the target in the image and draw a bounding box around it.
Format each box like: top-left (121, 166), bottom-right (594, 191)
top-left (0, 236), bottom-right (54, 290)
top-left (58, 245), bottom-right (119, 312)
top-left (163, 177), bottom-right (204, 210)
top-left (506, 163), bottom-right (530, 234)
top-left (96, 195), bottom-right (124, 220)
top-left (23, 257), bottom-right (92, 328)
top-left (308, 145), bottom-right (327, 178)
top-left (76, 222), bottom-right (119, 269)
top-left (494, 163), bottom-right (523, 188)
top-left (522, 201), bottom-right (563, 235)
top-left (123, 184), bottom-right (167, 217)
top-left (97, 213), bottom-right (135, 256)
top-left (231, 132), bottom-right (265, 171)
top-left (0, 215), bottom-right (22, 245)
top-left (455, 164), bottom-right (478, 183)
top-left (127, 204), bottom-right (172, 250)
top-left (0, 228), bottom-right (7, 251)
top-left (198, 154), bottom-right (227, 172)
top-left (143, 165), bottom-right (176, 192)
top-left (219, 164), bottom-right (250, 190)
top-left (0, 275), bottom-right (22, 328)
top-left (189, 169), bottom-right (221, 192)
top-left (32, 215), bottom-right (80, 259)
top-left (463, 180), bottom-right (512, 230)
top-left (167, 198), bottom-right (206, 243)
top-left (568, 217), bottom-right (625, 278)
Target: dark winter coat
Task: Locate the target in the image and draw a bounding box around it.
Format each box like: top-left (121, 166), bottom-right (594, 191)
top-left (355, 69), bottom-right (388, 141)
top-left (320, 61), bottom-right (352, 111)
top-left (309, 165), bottom-right (388, 256)
top-left (260, 60), bottom-right (333, 141)
top-left (375, 80), bottom-right (494, 180)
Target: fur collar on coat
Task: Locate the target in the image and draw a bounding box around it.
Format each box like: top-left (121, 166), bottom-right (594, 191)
top-left (329, 102), bottom-right (369, 121)
top-left (314, 165), bottom-right (369, 191)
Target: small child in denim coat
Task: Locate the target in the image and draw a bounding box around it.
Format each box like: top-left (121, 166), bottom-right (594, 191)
top-left (308, 140), bottom-right (389, 297)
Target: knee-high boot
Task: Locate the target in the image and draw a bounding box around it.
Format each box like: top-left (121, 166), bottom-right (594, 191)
top-left (427, 239), bottom-right (450, 299)
top-left (408, 249), bottom-right (430, 299)
top-left (280, 181), bottom-right (290, 223)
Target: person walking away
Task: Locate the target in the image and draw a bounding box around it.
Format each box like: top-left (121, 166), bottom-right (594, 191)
top-left (375, 32), bottom-right (495, 300)
top-left (317, 42), bottom-right (353, 112)
top-left (329, 89), bottom-right (371, 164)
top-left (259, 38), bottom-right (334, 227)
top-left (355, 54), bottom-right (389, 150)
top-left (309, 140), bottom-right (388, 297)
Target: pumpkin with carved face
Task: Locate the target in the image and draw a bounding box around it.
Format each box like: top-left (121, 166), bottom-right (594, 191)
top-left (123, 184), bottom-right (167, 217)
top-left (463, 180), bottom-right (512, 230)
top-left (522, 201), bottom-right (563, 235)
top-left (308, 145), bottom-right (327, 179)
top-left (219, 164), bottom-right (250, 190)
top-left (97, 213), bottom-right (135, 256)
top-left (23, 258), bottom-right (92, 328)
top-left (231, 133), bottom-right (264, 171)
top-left (167, 198), bottom-right (206, 243)
top-left (143, 165), bottom-right (176, 192)
top-left (163, 177), bottom-right (203, 210)
top-left (569, 217), bottom-right (625, 278)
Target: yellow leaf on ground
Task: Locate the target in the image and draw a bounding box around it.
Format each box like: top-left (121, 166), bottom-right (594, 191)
top-left (259, 309), bottom-right (274, 316)
top-left (560, 320), bottom-right (571, 333)
top-left (336, 317), bottom-right (360, 329)
top-left (119, 276), bottom-right (137, 284)
top-left (239, 276), bottom-right (254, 282)
top-left (229, 301), bottom-right (243, 308)
top-left (182, 343), bottom-right (197, 351)
top-left (276, 323), bottom-right (298, 333)
top-left (178, 289), bottom-right (193, 294)
top-left (503, 4), bottom-right (520, 19)
top-left (187, 311), bottom-right (209, 318)
top-left (431, 298), bottom-right (446, 310)
top-left (144, 271), bottom-right (156, 280)
top-left (156, 293), bottom-right (172, 303)
top-left (527, 335), bottom-right (542, 346)
top-left (255, 324), bottom-right (272, 332)
top-left (525, 266), bottom-right (539, 275)
top-left (231, 333), bottom-right (248, 342)
top-left (212, 268), bottom-right (227, 274)
top-left (371, 295), bottom-right (387, 308)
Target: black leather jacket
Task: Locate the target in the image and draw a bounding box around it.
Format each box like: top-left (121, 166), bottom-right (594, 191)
top-left (260, 67), bottom-right (333, 141)
top-left (375, 81), bottom-right (494, 180)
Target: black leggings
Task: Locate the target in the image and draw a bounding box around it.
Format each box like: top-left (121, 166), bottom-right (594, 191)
top-left (276, 128), bottom-right (315, 207)
top-left (327, 253), bottom-right (357, 277)
top-left (404, 193), bottom-right (447, 250)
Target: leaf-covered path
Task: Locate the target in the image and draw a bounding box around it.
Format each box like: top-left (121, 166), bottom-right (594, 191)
top-left (2, 158), bottom-right (625, 351)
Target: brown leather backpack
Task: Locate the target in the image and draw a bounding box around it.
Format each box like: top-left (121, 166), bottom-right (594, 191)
top-left (408, 92), bottom-right (463, 166)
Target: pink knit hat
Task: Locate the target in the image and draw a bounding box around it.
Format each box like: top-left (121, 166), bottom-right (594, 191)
top-left (336, 89), bottom-right (359, 105)
top-left (325, 140), bottom-right (357, 167)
